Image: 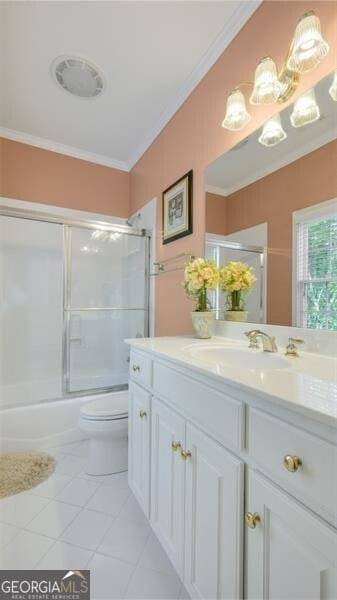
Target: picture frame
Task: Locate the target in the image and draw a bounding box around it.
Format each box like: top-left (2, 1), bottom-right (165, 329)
top-left (162, 170), bottom-right (193, 244)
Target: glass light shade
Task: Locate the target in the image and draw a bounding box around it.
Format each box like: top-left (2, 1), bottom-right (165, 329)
top-left (290, 89), bottom-right (320, 128)
top-left (250, 57), bottom-right (282, 104)
top-left (258, 114), bottom-right (287, 147)
top-left (222, 89), bottom-right (251, 131)
top-left (287, 12), bottom-right (329, 73)
top-left (329, 70), bottom-right (337, 102)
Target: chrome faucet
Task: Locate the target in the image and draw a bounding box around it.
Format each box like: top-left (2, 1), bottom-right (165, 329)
top-left (244, 330), bottom-right (278, 353)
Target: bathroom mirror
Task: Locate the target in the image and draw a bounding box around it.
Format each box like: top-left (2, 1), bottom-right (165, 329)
top-left (205, 70), bottom-right (337, 330)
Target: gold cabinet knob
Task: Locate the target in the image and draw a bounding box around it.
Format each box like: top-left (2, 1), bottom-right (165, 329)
top-left (132, 364), bottom-right (140, 372)
top-left (181, 449), bottom-right (192, 460)
top-left (139, 410), bottom-right (147, 418)
top-left (245, 512), bottom-right (261, 529)
top-left (171, 441), bottom-right (181, 451)
top-left (283, 455), bottom-right (302, 472)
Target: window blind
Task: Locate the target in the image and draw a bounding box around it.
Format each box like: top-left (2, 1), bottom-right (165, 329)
top-left (296, 212), bottom-right (337, 330)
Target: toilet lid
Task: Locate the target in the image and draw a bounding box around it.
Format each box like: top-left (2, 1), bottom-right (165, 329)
top-left (80, 394), bottom-right (128, 420)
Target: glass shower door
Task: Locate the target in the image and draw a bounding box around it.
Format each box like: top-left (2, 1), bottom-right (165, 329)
top-left (0, 216), bottom-right (64, 407)
top-left (65, 226), bottom-right (148, 393)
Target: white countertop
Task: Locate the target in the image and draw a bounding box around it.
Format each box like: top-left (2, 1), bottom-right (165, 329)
top-left (126, 336), bottom-right (337, 427)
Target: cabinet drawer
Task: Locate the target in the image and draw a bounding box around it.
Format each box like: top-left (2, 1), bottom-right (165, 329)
top-left (248, 408), bottom-right (337, 524)
top-left (129, 350), bottom-right (152, 388)
top-left (153, 362), bottom-right (244, 451)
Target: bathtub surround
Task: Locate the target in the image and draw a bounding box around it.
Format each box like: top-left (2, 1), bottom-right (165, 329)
top-left (0, 452), bottom-right (55, 498)
top-left (0, 206), bottom-right (149, 410)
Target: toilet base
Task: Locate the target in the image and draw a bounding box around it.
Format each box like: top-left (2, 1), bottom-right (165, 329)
top-left (86, 437), bottom-right (128, 476)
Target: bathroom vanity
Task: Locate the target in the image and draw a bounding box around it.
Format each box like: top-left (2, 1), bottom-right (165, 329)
top-left (127, 335), bottom-right (337, 599)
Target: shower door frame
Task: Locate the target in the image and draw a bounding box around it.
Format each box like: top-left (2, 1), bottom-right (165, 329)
top-left (0, 205), bottom-right (151, 399)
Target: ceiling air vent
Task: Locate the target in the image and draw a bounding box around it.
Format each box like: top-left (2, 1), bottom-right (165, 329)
top-left (51, 56), bottom-right (104, 98)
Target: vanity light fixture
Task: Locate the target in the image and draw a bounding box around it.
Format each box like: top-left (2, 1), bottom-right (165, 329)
top-left (221, 11), bottom-right (328, 131)
top-left (258, 114), bottom-right (287, 147)
top-left (287, 11), bottom-right (330, 74)
top-left (250, 57), bottom-right (282, 104)
top-left (221, 88), bottom-right (251, 131)
top-left (290, 88), bottom-right (320, 128)
top-left (329, 70), bottom-right (337, 102)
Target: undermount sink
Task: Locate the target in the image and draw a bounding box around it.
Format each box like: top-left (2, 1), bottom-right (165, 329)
top-left (186, 344), bottom-right (291, 371)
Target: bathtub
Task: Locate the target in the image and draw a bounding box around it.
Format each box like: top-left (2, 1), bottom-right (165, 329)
top-left (0, 391), bottom-right (128, 452)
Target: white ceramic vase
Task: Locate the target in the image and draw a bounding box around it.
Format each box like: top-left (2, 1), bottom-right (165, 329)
top-left (191, 311), bottom-right (214, 339)
top-left (225, 310), bottom-right (248, 322)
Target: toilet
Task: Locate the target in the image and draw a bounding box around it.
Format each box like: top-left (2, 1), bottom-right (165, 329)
top-left (79, 391), bottom-right (128, 476)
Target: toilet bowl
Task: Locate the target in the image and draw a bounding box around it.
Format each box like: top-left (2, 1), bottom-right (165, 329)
top-left (79, 392), bottom-right (128, 476)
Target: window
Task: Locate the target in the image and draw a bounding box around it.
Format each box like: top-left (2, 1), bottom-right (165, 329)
top-left (294, 200), bottom-right (337, 330)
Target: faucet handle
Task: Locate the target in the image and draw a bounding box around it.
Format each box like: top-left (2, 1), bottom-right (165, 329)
top-left (289, 337), bottom-right (304, 345)
top-left (285, 337), bottom-right (304, 357)
top-left (244, 330), bottom-right (260, 349)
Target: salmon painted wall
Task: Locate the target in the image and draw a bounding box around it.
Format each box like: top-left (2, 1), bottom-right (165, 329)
top-left (206, 140), bottom-right (337, 326)
top-left (205, 192), bottom-right (227, 235)
top-left (130, 0), bottom-right (337, 336)
top-left (1, 139), bottom-right (130, 217)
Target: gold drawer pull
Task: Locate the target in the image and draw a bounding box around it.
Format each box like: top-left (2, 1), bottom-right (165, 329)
top-left (245, 512), bottom-right (261, 529)
top-left (172, 441), bottom-right (181, 451)
top-left (181, 449), bottom-right (192, 460)
top-left (283, 455), bottom-right (302, 472)
top-left (139, 410), bottom-right (147, 418)
top-left (132, 364), bottom-right (140, 372)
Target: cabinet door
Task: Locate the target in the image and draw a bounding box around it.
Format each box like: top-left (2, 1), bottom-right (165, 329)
top-left (184, 423), bottom-right (244, 599)
top-left (128, 381), bottom-right (151, 518)
top-left (246, 470), bottom-right (337, 599)
top-left (151, 397), bottom-right (185, 577)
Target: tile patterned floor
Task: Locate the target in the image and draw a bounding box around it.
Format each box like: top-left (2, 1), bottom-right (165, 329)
top-left (0, 440), bottom-right (187, 600)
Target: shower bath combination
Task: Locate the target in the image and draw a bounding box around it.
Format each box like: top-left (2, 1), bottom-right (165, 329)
top-left (0, 205), bottom-right (150, 452)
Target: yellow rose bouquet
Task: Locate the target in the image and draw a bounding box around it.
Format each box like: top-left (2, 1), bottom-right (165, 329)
top-left (219, 261), bottom-right (256, 312)
top-left (184, 258), bottom-right (219, 312)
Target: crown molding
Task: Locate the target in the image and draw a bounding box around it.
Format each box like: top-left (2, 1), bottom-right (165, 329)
top-left (0, 127), bottom-right (129, 172)
top-left (214, 127), bottom-right (337, 196)
top-left (205, 184), bottom-right (228, 197)
top-left (128, 0), bottom-right (262, 170)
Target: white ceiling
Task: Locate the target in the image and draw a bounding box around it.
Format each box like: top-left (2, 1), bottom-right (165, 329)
top-left (0, 0), bottom-right (259, 170)
top-left (205, 72), bottom-right (337, 195)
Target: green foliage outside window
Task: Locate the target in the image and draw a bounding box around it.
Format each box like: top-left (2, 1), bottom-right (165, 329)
top-left (304, 217), bottom-right (337, 330)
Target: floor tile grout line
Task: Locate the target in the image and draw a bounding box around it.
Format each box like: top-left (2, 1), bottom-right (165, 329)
top-left (121, 524), bottom-right (155, 598)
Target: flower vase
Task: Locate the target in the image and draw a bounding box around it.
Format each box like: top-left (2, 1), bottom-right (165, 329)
top-left (225, 290), bottom-right (248, 322)
top-left (191, 311), bottom-right (214, 339)
top-left (225, 310), bottom-right (248, 322)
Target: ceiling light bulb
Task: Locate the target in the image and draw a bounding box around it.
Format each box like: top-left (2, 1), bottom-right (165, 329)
top-left (290, 89), bottom-right (320, 127)
top-left (329, 70), bottom-right (337, 102)
top-left (287, 12), bottom-right (329, 73)
top-left (221, 89), bottom-right (251, 131)
top-left (258, 114), bottom-right (287, 147)
top-left (250, 57), bottom-right (282, 104)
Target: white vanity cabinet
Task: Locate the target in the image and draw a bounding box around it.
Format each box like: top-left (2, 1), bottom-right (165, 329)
top-left (128, 344), bottom-right (337, 600)
top-left (150, 397), bottom-right (186, 576)
top-left (150, 396), bottom-right (244, 596)
top-left (184, 423), bottom-right (244, 599)
top-left (246, 470), bottom-right (337, 599)
top-left (128, 380), bottom-right (151, 518)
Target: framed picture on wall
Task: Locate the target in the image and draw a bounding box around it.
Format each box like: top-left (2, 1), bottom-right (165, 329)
top-left (162, 170), bottom-right (193, 244)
